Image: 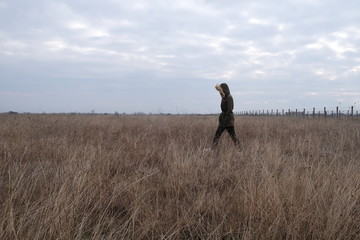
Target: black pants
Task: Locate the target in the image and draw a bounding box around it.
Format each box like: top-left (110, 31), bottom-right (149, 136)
top-left (212, 125), bottom-right (240, 148)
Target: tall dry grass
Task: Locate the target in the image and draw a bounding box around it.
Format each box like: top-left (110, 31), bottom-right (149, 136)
top-left (0, 114), bottom-right (359, 239)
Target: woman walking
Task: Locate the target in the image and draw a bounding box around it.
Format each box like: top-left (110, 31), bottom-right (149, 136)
top-left (211, 83), bottom-right (240, 149)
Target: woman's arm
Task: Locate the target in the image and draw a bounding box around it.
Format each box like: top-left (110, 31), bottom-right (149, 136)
top-left (226, 95), bottom-right (234, 115)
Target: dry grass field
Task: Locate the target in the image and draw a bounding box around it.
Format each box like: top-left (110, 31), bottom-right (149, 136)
top-left (0, 114), bottom-right (359, 239)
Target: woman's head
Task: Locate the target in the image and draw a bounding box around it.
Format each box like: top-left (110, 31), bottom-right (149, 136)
top-left (220, 83), bottom-right (230, 95)
top-left (215, 84), bottom-right (225, 98)
top-left (215, 83), bottom-right (230, 97)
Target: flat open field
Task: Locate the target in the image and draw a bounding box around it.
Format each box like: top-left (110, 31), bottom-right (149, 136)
top-left (0, 114), bottom-right (359, 239)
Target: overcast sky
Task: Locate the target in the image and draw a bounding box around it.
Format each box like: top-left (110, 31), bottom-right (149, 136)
top-left (1, 0), bottom-right (359, 114)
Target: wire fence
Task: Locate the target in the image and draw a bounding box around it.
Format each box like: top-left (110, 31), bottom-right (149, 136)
top-left (236, 106), bottom-right (359, 118)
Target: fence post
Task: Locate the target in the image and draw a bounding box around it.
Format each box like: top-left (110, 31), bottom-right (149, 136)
top-left (239, 106), bottom-right (355, 118)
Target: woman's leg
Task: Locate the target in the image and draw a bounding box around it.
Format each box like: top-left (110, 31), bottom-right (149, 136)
top-left (226, 126), bottom-right (240, 147)
top-left (212, 125), bottom-right (226, 148)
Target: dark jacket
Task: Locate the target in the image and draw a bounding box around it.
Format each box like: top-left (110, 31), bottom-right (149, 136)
top-left (219, 83), bottom-right (234, 126)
